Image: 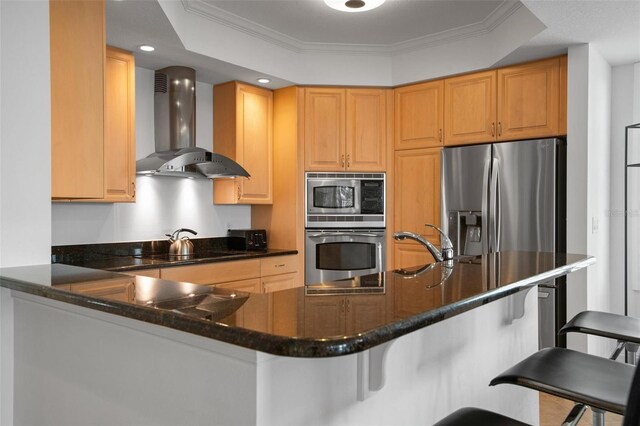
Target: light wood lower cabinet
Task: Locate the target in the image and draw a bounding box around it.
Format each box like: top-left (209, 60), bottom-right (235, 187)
top-left (159, 259), bottom-right (261, 286)
top-left (261, 273), bottom-right (296, 293)
top-left (126, 269), bottom-right (160, 278)
top-left (215, 278), bottom-right (261, 294)
top-left (157, 255), bottom-right (299, 293)
top-left (303, 294), bottom-right (386, 337)
top-left (70, 277), bottom-right (135, 303)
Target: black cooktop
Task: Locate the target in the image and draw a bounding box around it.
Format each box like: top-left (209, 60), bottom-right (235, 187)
top-left (134, 251), bottom-right (248, 262)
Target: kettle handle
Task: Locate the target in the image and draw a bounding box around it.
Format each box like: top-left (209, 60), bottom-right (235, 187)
top-left (175, 228), bottom-right (197, 236)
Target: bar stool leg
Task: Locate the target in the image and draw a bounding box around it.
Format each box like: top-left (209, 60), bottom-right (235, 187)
top-left (627, 342), bottom-right (639, 365)
top-left (561, 403), bottom-right (587, 426)
top-left (610, 340), bottom-right (625, 360)
top-left (592, 408), bottom-right (605, 426)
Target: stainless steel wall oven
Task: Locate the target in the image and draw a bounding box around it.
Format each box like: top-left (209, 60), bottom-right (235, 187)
top-left (305, 172), bottom-right (386, 285)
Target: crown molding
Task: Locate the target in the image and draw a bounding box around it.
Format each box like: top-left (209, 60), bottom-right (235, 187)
top-left (181, 0), bottom-right (524, 57)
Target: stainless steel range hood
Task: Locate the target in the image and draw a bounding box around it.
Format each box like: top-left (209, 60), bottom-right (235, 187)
top-left (136, 66), bottom-right (249, 179)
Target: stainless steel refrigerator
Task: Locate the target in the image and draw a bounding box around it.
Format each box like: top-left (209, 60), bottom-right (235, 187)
top-left (441, 138), bottom-right (566, 348)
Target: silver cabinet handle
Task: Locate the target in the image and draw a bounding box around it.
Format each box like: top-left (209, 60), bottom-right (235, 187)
top-left (308, 232), bottom-right (381, 238)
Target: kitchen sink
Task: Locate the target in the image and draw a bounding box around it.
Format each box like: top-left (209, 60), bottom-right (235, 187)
top-left (150, 291), bottom-right (249, 321)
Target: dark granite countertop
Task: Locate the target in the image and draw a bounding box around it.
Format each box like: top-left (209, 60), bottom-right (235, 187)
top-left (0, 252), bottom-right (593, 357)
top-left (51, 238), bottom-right (297, 272)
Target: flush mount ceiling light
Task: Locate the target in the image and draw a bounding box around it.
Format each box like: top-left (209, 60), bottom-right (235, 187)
top-left (324, 0), bottom-right (385, 12)
top-left (138, 44), bottom-right (155, 52)
top-left (257, 78), bottom-right (271, 84)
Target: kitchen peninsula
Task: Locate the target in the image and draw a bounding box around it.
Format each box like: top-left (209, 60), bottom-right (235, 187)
top-left (0, 251), bottom-right (592, 425)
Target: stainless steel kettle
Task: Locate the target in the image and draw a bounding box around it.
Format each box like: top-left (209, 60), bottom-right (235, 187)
top-left (166, 228), bottom-right (197, 257)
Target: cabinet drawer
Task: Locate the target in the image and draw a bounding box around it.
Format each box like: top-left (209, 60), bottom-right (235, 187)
top-left (126, 268), bottom-right (160, 278)
top-left (70, 277), bottom-right (135, 302)
top-left (215, 278), bottom-right (262, 294)
top-left (160, 259), bottom-right (260, 285)
top-left (260, 255), bottom-right (297, 277)
top-left (261, 273), bottom-right (297, 293)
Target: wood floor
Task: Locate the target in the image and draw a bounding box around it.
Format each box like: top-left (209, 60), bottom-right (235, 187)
top-left (540, 393), bottom-right (623, 426)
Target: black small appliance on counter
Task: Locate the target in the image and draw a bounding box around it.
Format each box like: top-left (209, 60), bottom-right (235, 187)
top-left (228, 229), bottom-right (267, 251)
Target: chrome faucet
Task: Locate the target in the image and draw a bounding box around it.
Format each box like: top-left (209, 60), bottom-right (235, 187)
top-left (394, 224), bottom-right (454, 266)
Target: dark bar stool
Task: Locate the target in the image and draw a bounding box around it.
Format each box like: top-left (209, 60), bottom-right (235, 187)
top-left (434, 348), bottom-right (637, 426)
top-left (560, 310), bottom-right (640, 365)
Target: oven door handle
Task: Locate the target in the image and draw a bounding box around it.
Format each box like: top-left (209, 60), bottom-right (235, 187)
top-left (308, 232), bottom-right (382, 238)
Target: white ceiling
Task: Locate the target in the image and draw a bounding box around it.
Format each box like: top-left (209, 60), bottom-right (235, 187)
top-left (106, 0), bottom-right (640, 87)
top-left (200, 0), bottom-right (504, 45)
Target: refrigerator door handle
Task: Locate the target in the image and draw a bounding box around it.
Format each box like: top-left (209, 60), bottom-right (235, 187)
top-left (490, 158), bottom-right (499, 252)
top-left (481, 158), bottom-right (491, 254)
top-left (495, 162), bottom-right (502, 252)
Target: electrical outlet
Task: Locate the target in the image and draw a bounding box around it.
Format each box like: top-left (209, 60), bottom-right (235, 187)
top-left (592, 216), bottom-right (599, 234)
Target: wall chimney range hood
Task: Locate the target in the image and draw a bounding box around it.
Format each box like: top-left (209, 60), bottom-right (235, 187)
top-left (136, 66), bottom-right (250, 179)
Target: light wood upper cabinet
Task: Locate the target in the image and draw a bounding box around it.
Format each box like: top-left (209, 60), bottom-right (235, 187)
top-left (103, 47), bottom-right (136, 202)
top-left (50, 0), bottom-right (105, 199)
top-left (443, 57), bottom-right (565, 146)
top-left (345, 89), bottom-right (386, 171)
top-left (444, 70), bottom-right (497, 146)
top-left (394, 148), bottom-right (441, 244)
top-left (304, 88), bottom-right (346, 171)
top-left (497, 57), bottom-right (560, 141)
top-left (214, 81), bottom-right (273, 204)
top-left (305, 88), bottom-right (386, 172)
top-left (394, 80), bottom-right (444, 150)
top-left (394, 241), bottom-right (435, 270)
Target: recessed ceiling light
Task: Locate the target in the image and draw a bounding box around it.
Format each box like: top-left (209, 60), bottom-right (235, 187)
top-left (257, 78), bottom-right (271, 84)
top-left (324, 0), bottom-right (384, 12)
top-left (138, 44), bottom-right (155, 52)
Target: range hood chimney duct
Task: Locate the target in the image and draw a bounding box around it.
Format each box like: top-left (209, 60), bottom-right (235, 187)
top-left (136, 66), bottom-right (250, 179)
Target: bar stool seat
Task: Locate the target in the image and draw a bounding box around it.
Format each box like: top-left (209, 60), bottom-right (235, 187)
top-left (490, 347), bottom-right (635, 415)
top-left (559, 311), bottom-right (640, 344)
top-left (433, 407), bottom-right (530, 426)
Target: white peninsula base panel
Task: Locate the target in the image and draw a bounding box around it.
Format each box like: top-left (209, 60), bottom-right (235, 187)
top-left (7, 289), bottom-right (538, 425)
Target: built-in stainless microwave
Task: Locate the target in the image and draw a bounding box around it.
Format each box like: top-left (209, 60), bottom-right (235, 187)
top-left (305, 172), bottom-right (385, 228)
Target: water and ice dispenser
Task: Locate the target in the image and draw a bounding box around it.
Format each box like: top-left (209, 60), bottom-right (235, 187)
top-left (448, 211), bottom-right (483, 256)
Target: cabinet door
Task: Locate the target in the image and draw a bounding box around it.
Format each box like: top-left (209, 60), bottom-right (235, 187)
top-left (304, 296), bottom-right (345, 337)
top-left (394, 148), bottom-right (441, 244)
top-left (394, 241), bottom-right (435, 269)
top-left (444, 71), bottom-right (496, 146)
top-left (304, 88), bottom-right (346, 171)
top-left (394, 80), bottom-right (444, 150)
top-left (216, 278), bottom-right (262, 294)
top-left (50, 0), bottom-right (105, 199)
top-left (237, 84), bottom-right (273, 203)
top-left (104, 47), bottom-right (136, 202)
top-left (497, 58), bottom-right (560, 141)
top-left (345, 295), bottom-right (386, 335)
top-left (346, 89), bottom-right (386, 171)
top-left (261, 273), bottom-right (297, 293)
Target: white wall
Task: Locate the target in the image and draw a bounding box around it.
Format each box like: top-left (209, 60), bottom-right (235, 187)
top-left (586, 47), bottom-right (612, 357)
top-left (610, 63), bottom-right (640, 320)
top-left (51, 67), bottom-right (250, 245)
top-left (566, 44), bottom-right (615, 357)
top-left (565, 45), bottom-right (589, 353)
top-left (0, 0), bottom-right (51, 266)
